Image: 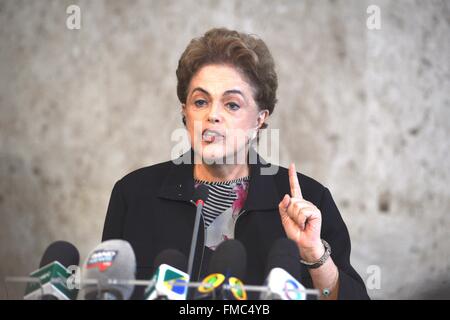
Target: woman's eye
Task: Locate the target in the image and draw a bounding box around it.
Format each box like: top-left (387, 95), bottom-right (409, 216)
top-left (194, 100), bottom-right (208, 107)
top-left (227, 102), bottom-right (240, 111)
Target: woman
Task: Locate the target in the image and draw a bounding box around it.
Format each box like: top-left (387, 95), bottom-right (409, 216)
top-left (102, 28), bottom-right (369, 300)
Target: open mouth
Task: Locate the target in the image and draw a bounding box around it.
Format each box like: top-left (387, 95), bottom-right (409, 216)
top-left (202, 129), bottom-right (224, 143)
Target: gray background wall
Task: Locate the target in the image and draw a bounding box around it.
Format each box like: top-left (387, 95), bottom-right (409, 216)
top-left (1, 0), bottom-right (449, 299)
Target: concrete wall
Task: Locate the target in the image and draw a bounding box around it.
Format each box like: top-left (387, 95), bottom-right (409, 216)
top-left (1, 0), bottom-right (449, 299)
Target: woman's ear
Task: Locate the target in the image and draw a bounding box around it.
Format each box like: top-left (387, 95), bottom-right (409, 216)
top-left (257, 109), bottom-right (270, 129)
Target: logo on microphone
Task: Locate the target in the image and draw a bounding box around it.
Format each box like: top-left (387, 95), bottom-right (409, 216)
top-left (198, 273), bottom-right (226, 293)
top-left (162, 269), bottom-right (189, 295)
top-left (86, 250), bottom-right (117, 272)
top-left (228, 277), bottom-right (247, 300)
top-left (283, 279), bottom-right (303, 300)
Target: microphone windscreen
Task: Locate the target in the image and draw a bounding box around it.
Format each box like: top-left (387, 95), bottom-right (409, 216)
top-left (153, 249), bottom-right (187, 272)
top-left (193, 184), bottom-right (209, 203)
top-left (265, 238), bottom-right (302, 278)
top-left (81, 239), bottom-right (136, 300)
top-left (39, 241), bottom-right (80, 268)
top-left (207, 239), bottom-right (247, 279)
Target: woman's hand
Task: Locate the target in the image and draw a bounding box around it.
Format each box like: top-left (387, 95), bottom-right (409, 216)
top-left (278, 163), bottom-right (325, 262)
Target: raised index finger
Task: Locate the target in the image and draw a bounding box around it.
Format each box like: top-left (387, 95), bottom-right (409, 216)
top-left (289, 163), bottom-right (303, 199)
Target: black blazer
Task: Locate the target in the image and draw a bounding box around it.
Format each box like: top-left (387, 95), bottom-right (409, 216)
top-left (102, 150), bottom-right (370, 300)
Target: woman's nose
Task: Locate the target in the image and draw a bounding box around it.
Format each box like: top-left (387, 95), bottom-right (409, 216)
top-left (208, 114), bottom-right (220, 123)
top-left (207, 104), bottom-right (222, 123)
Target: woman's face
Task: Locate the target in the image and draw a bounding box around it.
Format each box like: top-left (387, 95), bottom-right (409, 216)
top-left (183, 64), bottom-right (268, 164)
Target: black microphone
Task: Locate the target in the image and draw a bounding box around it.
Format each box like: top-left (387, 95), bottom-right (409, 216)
top-left (197, 239), bottom-right (248, 300)
top-left (207, 239), bottom-right (247, 278)
top-left (261, 238), bottom-right (307, 300)
top-left (144, 249), bottom-right (189, 300)
top-left (154, 249), bottom-right (188, 272)
top-left (265, 238), bottom-right (302, 277)
top-left (80, 239), bottom-right (136, 300)
top-left (24, 241), bottom-right (80, 300)
top-left (187, 184), bottom-right (209, 278)
top-left (39, 241), bottom-right (80, 269)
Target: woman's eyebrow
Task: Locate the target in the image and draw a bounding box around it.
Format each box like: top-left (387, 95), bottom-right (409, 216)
top-left (191, 87), bottom-right (245, 99)
top-left (191, 87), bottom-right (210, 97)
top-left (223, 89), bottom-right (245, 98)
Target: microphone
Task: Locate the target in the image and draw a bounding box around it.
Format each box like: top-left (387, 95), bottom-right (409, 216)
top-left (260, 238), bottom-right (307, 300)
top-left (197, 239), bottom-right (248, 300)
top-left (144, 249), bottom-right (190, 300)
top-left (80, 239), bottom-right (136, 300)
top-left (187, 184), bottom-right (209, 278)
top-left (24, 241), bottom-right (80, 300)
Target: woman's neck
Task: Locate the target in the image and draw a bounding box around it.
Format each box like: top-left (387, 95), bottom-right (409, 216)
top-left (194, 163), bottom-right (250, 183)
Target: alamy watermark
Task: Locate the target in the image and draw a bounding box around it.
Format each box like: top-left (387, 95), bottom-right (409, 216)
top-left (366, 5), bottom-right (381, 30)
top-left (366, 265), bottom-right (381, 290)
top-left (66, 5), bottom-right (81, 30)
top-left (170, 122), bottom-right (280, 175)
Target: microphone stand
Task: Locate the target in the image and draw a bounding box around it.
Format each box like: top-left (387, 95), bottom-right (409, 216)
top-left (187, 199), bottom-right (204, 279)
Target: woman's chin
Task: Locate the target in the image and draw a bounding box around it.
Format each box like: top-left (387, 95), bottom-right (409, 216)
top-left (199, 145), bottom-right (227, 164)
top-left (193, 143), bottom-right (248, 165)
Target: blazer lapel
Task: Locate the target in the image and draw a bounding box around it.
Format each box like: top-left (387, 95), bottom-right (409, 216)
top-left (156, 150), bottom-right (196, 203)
top-left (243, 148), bottom-right (281, 212)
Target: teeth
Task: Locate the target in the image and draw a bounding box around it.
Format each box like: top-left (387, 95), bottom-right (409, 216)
top-left (202, 130), bottom-right (221, 142)
top-left (203, 130), bottom-right (220, 137)
top-left (205, 131), bottom-right (218, 137)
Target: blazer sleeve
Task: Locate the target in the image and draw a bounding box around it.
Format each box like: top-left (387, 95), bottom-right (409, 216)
top-left (101, 179), bottom-right (127, 242)
top-left (319, 187), bottom-right (370, 300)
